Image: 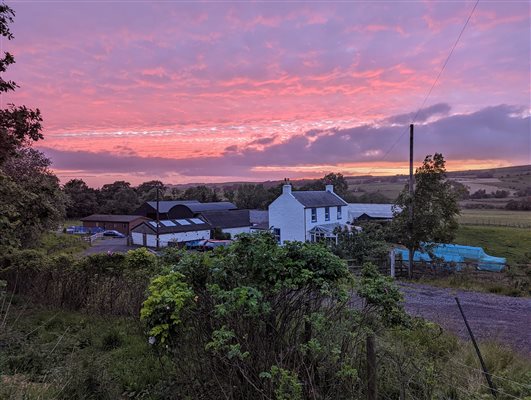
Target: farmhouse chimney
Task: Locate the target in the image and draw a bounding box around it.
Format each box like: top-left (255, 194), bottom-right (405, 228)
top-left (282, 183), bottom-right (292, 195)
top-left (325, 184), bottom-right (334, 193)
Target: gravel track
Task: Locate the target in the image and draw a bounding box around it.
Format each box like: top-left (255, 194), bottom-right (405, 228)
top-left (399, 283), bottom-right (531, 356)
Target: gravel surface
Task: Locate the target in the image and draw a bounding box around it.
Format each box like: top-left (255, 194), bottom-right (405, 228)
top-left (399, 282), bottom-right (531, 356)
top-left (84, 237), bottom-right (135, 255)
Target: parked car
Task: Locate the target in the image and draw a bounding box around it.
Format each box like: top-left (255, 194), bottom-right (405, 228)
top-left (102, 230), bottom-right (126, 238)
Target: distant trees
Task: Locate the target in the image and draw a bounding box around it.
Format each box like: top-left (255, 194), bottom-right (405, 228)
top-left (98, 181), bottom-right (139, 214)
top-left (392, 153), bottom-right (459, 275)
top-left (182, 185), bottom-right (220, 202)
top-left (300, 172), bottom-right (350, 198)
top-left (505, 198), bottom-right (531, 211)
top-left (63, 179), bottom-right (98, 218)
top-left (470, 189), bottom-right (509, 199)
top-left (136, 180), bottom-right (166, 204)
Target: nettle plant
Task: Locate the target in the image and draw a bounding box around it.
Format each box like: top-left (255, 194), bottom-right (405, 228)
top-left (141, 233), bottom-right (404, 400)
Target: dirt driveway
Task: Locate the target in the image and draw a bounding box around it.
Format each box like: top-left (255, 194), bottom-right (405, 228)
top-left (399, 282), bottom-right (531, 356)
top-left (84, 237), bottom-right (135, 255)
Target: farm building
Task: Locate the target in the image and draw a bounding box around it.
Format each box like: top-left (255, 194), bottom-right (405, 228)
top-left (135, 200), bottom-right (237, 220)
top-left (134, 200), bottom-right (200, 220)
top-left (199, 209), bottom-right (252, 237)
top-left (80, 214), bottom-right (148, 235)
top-left (348, 203), bottom-right (395, 221)
top-left (131, 218), bottom-right (211, 248)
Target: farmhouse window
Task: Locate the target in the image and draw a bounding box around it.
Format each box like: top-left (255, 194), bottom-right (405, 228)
top-left (311, 208), bottom-right (317, 222)
top-left (325, 207), bottom-right (330, 221)
top-left (337, 206), bottom-right (342, 219)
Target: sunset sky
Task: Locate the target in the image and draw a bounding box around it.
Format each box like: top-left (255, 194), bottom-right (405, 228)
top-left (2, 0), bottom-right (530, 187)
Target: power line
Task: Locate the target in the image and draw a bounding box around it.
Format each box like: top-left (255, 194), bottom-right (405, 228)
top-left (376, 0), bottom-right (481, 166)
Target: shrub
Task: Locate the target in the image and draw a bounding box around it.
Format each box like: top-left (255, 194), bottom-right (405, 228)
top-left (141, 233), bottom-right (405, 399)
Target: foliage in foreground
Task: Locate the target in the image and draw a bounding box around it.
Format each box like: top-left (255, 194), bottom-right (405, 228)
top-left (141, 233), bottom-right (405, 399)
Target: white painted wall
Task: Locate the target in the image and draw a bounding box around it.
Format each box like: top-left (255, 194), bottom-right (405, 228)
top-left (268, 185), bottom-right (305, 244)
top-left (131, 232), bottom-right (144, 246)
top-left (223, 226), bottom-right (251, 238)
top-left (304, 205), bottom-right (346, 240)
top-left (132, 229), bottom-right (210, 247)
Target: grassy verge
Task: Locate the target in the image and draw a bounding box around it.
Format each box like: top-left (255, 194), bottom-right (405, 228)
top-left (0, 299), bottom-right (171, 400)
top-left (454, 225), bottom-right (531, 265)
top-left (458, 209), bottom-right (531, 228)
top-left (1, 300), bottom-right (529, 399)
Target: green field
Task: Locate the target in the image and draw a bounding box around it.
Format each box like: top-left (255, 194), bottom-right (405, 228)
top-left (458, 209), bottom-right (531, 228)
top-left (455, 225), bottom-right (531, 265)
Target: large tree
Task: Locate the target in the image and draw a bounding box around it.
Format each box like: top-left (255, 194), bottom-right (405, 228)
top-left (1, 148), bottom-right (67, 246)
top-left (136, 180), bottom-right (166, 204)
top-left (392, 153), bottom-right (459, 276)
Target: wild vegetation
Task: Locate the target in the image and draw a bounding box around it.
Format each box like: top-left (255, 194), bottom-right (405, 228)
top-left (1, 234), bottom-right (530, 399)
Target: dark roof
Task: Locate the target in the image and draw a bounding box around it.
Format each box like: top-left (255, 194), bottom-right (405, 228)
top-left (132, 218), bottom-right (211, 234)
top-left (80, 214), bottom-right (147, 223)
top-left (348, 203), bottom-right (394, 219)
top-left (145, 200), bottom-right (200, 213)
top-left (185, 202), bottom-right (237, 213)
top-left (291, 191), bottom-right (348, 208)
top-left (200, 209), bottom-right (251, 229)
top-left (249, 210), bottom-right (269, 224)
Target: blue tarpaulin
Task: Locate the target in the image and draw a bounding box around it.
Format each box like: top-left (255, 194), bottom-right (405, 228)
top-left (394, 244), bottom-right (506, 272)
top-left (66, 226), bottom-right (104, 235)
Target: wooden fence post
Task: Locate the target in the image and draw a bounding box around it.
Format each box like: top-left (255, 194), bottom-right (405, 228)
top-left (367, 334), bottom-right (377, 400)
top-left (390, 249), bottom-right (395, 278)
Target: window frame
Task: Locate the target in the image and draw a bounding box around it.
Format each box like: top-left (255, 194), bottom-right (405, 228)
top-left (325, 206), bottom-right (330, 221)
top-left (311, 207), bottom-right (317, 223)
top-left (337, 206), bottom-right (342, 220)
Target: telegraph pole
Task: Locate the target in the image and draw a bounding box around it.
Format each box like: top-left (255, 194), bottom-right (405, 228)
top-left (408, 124), bottom-right (414, 278)
top-left (156, 184), bottom-right (160, 250)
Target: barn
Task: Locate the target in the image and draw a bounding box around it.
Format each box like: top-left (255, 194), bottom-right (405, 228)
top-left (131, 218), bottom-right (211, 248)
top-left (134, 200), bottom-right (200, 220)
top-left (80, 214), bottom-right (148, 235)
top-left (135, 200), bottom-right (237, 220)
top-left (348, 203), bottom-right (395, 222)
top-left (199, 209), bottom-right (252, 238)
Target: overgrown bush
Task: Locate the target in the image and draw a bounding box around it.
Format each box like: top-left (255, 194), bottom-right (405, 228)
top-left (141, 233), bottom-right (405, 399)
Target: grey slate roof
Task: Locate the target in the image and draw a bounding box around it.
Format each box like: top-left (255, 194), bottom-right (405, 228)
top-left (291, 191), bottom-right (348, 208)
top-left (249, 210), bottom-right (269, 224)
top-left (132, 218), bottom-right (211, 234)
top-left (185, 202), bottom-right (237, 213)
top-left (348, 203), bottom-right (395, 219)
top-left (145, 200), bottom-right (199, 213)
top-left (200, 209), bottom-right (251, 229)
top-left (80, 214), bottom-right (147, 223)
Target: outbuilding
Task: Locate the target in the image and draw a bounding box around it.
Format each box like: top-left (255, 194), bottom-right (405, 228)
top-left (131, 218), bottom-right (211, 248)
top-left (199, 209), bottom-right (252, 238)
top-left (80, 214), bottom-right (149, 235)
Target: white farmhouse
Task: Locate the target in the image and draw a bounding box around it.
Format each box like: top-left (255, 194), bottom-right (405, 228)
top-left (268, 184), bottom-right (349, 244)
